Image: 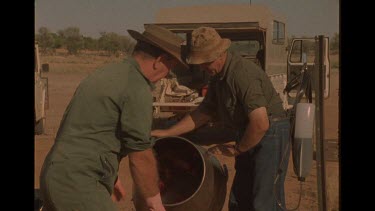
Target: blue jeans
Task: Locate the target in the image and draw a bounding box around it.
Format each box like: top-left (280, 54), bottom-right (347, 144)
top-left (229, 118), bottom-right (290, 211)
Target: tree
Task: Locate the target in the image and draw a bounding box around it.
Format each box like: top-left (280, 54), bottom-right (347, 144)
top-left (83, 36), bottom-right (98, 51)
top-left (36, 27), bottom-right (54, 54)
top-left (98, 32), bottom-right (121, 55)
top-left (35, 26), bottom-right (135, 56)
top-left (98, 32), bottom-right (135, 55)
top-left (60, 27), bottom-right (84, 55)
top-left (49, 32), bottom-right (64, 49)
top-left (121, 36), bottom-right (135, 54)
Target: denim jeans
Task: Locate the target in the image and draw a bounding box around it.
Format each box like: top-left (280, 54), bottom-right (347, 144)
top-left (229, 118), bottom-right (290, 211)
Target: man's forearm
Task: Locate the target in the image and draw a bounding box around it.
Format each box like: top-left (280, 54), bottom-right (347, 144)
top-left (237, 107), bottom-right (269, 152)
top-left (129, 149), bottom-right (160, 198)
top-left (165, 110), bottom-right (211, 136)
top-left (237, 123), bottom-right (267, 152)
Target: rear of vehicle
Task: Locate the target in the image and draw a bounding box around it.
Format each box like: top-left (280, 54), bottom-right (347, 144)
top-left (148, 4), bottom-right (290, 122)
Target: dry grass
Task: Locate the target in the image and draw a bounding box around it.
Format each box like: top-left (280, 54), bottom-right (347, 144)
top-left (41, 48), bottom-right (125, 73)
top-left (41, 48), bottom-right (340, 74)
top-left (330, 52), bottom-right (339, 71)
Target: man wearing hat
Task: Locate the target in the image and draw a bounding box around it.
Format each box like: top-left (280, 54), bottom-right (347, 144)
top-left (39, 25), bottom-right (186, 211)
top-left (152, 27), bottom-right (290, 211)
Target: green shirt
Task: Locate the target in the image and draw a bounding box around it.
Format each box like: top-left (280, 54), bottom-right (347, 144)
top-left (197, 52), bottom-right (285, 130)
top-left (45, 58), bottom-right (154, 193)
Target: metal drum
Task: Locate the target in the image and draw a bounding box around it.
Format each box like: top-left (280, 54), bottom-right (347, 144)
top-left (133, 136), bottom-right (228, 211)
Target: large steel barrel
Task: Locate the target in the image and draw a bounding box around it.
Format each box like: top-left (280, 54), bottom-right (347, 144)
top-left (133, 136), bottom-right (228, 211)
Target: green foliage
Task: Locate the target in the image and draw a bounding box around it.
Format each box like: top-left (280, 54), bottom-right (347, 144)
top-left (60, 27), bottom-right (84, 55)
top-left (36, 26), bottom-right (135, 56)
top-left (98, 32), bottom-right (121, 54)
top-left (98, 32), bottom-right (135, 55)
top-left (83, 36), bottom-right (98, 51)
top-left (36, 27), bottom-right (54, 53)
top-left (51, 33), bottom-right (64, 49)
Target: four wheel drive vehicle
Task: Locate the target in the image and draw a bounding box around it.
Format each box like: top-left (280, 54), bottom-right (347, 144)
top-left (147, 4), bottom-right (330, 133)
top-left (35, 43), bottom-right (49, 135)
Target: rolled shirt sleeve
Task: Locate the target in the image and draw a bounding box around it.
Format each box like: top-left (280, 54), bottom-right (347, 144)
top-left (120, 74), bottom-right (154, 153)
top-left (234, 70), bottom-right (268, 115)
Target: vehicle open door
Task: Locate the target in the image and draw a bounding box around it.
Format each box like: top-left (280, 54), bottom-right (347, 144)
top-left (35, 43), bottom-right (49, 135)
top-left (286, 37), bottom-right (330, 101)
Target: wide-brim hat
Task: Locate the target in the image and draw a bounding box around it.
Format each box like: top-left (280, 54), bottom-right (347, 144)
top-left (128, 25), bottom-right (188, 69)
top-left (186, 27), bottom-right (231, 65)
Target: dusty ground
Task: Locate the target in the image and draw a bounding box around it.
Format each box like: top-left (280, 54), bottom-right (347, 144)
top-left (34, 54), bottom-right (339, 210)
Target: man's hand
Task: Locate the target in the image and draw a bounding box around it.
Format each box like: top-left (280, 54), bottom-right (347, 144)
top-left (145, 193), bottom-right (166, 211)
top-left (151, 111), bottom-right (211, 138)
top-left (111, 177), bottom-right (126, 202)
top-left (208, 143), bottom-right (240, 157)
top-left (151, 129), bottom-right (169, 138)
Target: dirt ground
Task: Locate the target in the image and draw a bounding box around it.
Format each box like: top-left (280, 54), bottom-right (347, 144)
top-left (34, 66), bottom-right (339, 210)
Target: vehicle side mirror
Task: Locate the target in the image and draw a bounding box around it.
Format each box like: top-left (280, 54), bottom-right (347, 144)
top-left (286, 45), bottom-right (291, 52)
top-left (42, 63), bottom-right (49, 72)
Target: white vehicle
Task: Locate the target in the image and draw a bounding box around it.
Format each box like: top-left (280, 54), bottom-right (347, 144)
top-left (34, 43), bottom-right (49, 135)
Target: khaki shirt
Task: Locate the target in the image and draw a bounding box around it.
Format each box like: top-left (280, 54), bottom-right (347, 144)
top-left (44, 58), bottom-right (154, 193)
top-left (197, 52), bottom-right (285, 130)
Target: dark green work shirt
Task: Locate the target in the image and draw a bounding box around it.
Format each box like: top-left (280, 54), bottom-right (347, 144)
top-left (44, 58), bottom-right (154, 194)
top-left (197, 52), bottom-right (285, 130)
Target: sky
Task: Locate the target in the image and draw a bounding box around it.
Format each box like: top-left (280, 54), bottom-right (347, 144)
top-left (35, 0), bottom-right (339, 39)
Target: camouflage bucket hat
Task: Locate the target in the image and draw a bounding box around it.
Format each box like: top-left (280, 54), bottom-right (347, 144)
top-left (186, 27), bottom-right (231, 64)
top-left (128, 24), bottom-right (188, 68)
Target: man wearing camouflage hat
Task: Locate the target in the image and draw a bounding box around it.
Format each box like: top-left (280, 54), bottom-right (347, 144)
top-left (39, 25), bottom-right (187, 211)
top-left (152, 26), bottom-right (290, 211)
